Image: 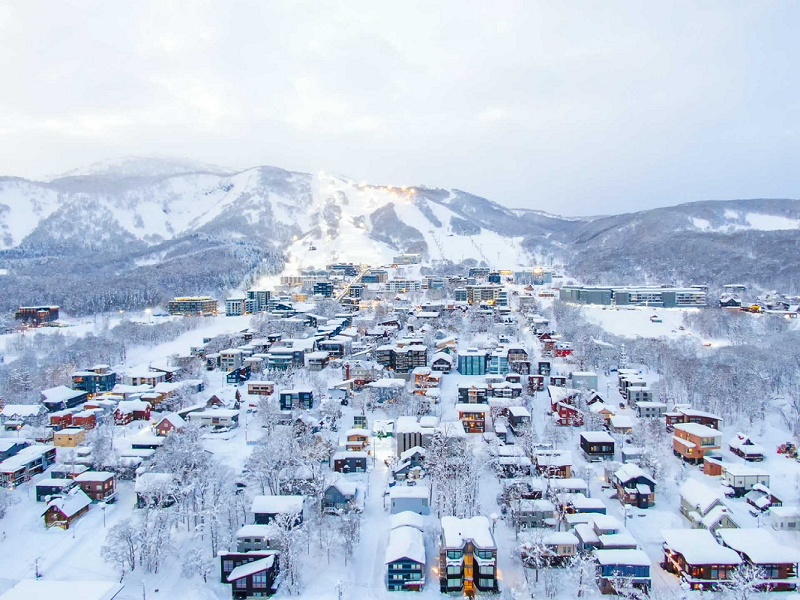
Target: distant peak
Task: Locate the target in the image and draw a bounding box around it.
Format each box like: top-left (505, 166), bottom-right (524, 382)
top-left (48, 155), bottom-right (236, 181)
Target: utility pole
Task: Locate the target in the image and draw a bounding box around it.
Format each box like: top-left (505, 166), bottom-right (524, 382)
top-left (35, 557), bottom-right (40, 579)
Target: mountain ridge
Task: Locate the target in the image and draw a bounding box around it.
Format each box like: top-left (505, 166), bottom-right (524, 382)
top-left (0, 156), bottom-right (798, 314)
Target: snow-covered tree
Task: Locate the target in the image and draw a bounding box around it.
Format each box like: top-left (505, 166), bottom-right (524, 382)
top-left (181, 546), bottom-right (214, 582)
top-left (271, 511), bottom-right (307, 595)
top-left (101, 518), bottom-right (140, 577)
top-left (721, 563), bottom-right (766, 600)
top-left (0, 487), bottom-right (19, 520)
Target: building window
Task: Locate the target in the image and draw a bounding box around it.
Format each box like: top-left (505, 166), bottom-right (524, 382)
top-left (235, 578), bottom-right (247, 589)
top-left (447, 565), bottom-right (461, 575)
top-left (252, 572), bottom-right (267, 588)
top-left (223, 560), bottom-right (233, 572)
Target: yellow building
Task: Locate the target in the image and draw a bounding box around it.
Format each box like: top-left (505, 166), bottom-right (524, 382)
top-left (53, 427), bottom-right (86, 448)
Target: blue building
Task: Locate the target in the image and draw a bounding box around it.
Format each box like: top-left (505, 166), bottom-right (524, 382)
top-left (279, 388), bottom-right (314, 410)
top-left (487, 349), bottom-right (509, 375)
top-left (595, 549), bottom-right (651, 594)
top-left (457, 349), bottom-right (488, 375)
top-left (71, 367), bottom-right (116, 394)
top-left (488, 272), bottom-right (501, 284)
top-left (385, 525), bottom-right (426, 591)
top-left (313, 282), bottom-right (334, 297)
top-left (454, 288), bottom-right (468, 302)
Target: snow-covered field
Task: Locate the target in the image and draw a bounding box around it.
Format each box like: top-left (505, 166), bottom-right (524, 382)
top-left (578, 305), bottom-right (727, 344)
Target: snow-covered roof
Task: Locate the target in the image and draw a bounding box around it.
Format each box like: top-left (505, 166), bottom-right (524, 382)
top-left (156, 413), bottom-right (186, 429)
top-left (598, 532), bottom-right (637, 548)
top-left (547, 386), bottom-right (577, 403)
top-left (550, 478), bottom-right (589, 492)
top-left (673, 423), bottom-right (721, 438)
top-left (613, 463), bottom-right (655, 485)
top-left (609, 415), bottom-right (634, 429)
top-left (679, 479), bottom-right (723, 515)
top-left (717, 528), bottom-right (800, 564)
top-left (595, 549), bottom-right (650, 567)
top-left (722, 463), bottom-right (769, 478)
top-left (236, 524), bottom-right (275, 539)
top-left (580, 431), bottom-right (614, 443)
top-left (75, 471), bottom-right (114, 483)
top-left (43, 488), bottom-right (91, 518)
top-left (677, 407), bottom-right (721, 420)
top-left (661, 529), bottom-right (742, 565)
top-left (227, 555), bottom-right (276, 582)
top-left (570, 495), bottom-right (606, 510)
top-left (0, 404), bottom-right (45, 417)
top-left (574, 522), bottom-right (600, 544)
top-left (431, 352), bottom-right (453, 364)
top-left (327, 480), bottom-right (357, 498)
top-left (400, 446), bottom-right (426, 461)
top-left (534, 450), bottom-right (572, 467)
top-left (508, 406), bottom-right (531, 418)
top-left (770, 506), bottom-right (800, 518)
top-left (385, 525), bottom-right (425, 564)
top-left (41, 386), bottom-right (85, 403)
top-left (441, 515), bottom-right (495, 550)
top-left (519, 499), bottom-right (556, 512)
top-left (0, 580), bottom-right (123, 600)
top-left (116, 400), bottom-right (150, 412)
top-left (544, 532), bottom-right (578, 545)
top-left (390, 485), bottom-right (429, 499)
top-left (0, 445), bottom-right (55, 472)
top-left (331, 451), bottom-right (368, 460)
top-left (345, 429), bottom-right (369, 438)
top-left (35, 478), bottom-right (73, 489)
top-left (391, 511), bottom-right (424, 531)
top-left (251, 495), bottom-right (304, 515)
top-left (367, 378), bottom-right (406, 389)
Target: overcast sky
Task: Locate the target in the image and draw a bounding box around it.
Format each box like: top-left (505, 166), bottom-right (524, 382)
top-left (1, 1), bottom-right (798, 215)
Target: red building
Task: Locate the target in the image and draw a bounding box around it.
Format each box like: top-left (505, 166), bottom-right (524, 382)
top-left (555, 402), bottom-right (584, 427)
top-left (71, 410), bottom-right (97, 431)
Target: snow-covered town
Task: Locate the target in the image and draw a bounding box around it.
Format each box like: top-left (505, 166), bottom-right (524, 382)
top-left (3, 3), bottom-right (800, 600)
top-left (1, 260), bottom-right (799, 600)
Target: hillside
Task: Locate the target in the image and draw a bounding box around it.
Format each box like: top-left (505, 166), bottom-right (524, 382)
top-left (0, 157), bottom-right (798, 313)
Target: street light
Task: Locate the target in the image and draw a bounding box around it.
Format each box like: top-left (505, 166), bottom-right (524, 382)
top-left (145, 308), bottom-right (152, 324)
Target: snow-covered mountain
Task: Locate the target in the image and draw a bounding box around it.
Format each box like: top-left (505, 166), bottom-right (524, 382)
top-left (0, 158), bottom-right (567, 267)
top-left (0, 157), bottom-right (798, 314)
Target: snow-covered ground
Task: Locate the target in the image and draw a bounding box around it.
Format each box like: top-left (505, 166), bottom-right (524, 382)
top-left (578, 305), bottom-right (732, 346)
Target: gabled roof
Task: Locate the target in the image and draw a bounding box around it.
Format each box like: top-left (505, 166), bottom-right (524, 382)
top-left (227, 556), bottom-right (276, 581)
top-left (251, 495), bottom-right (304, 515)
top-left (661, 529), bottom-right (742, 565)
top-left (390, 511), bottom-right (424, 531)
top-left (385, 525), bottom-right (425, 564)
top-left (156, 413), bottom-right (186, 429)
top-left (679, 479), bottom-right (723, 515)
top-left (613, 463), bottom-right (656, 486)
top-left (43, 488), bottom-right (91, 518)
